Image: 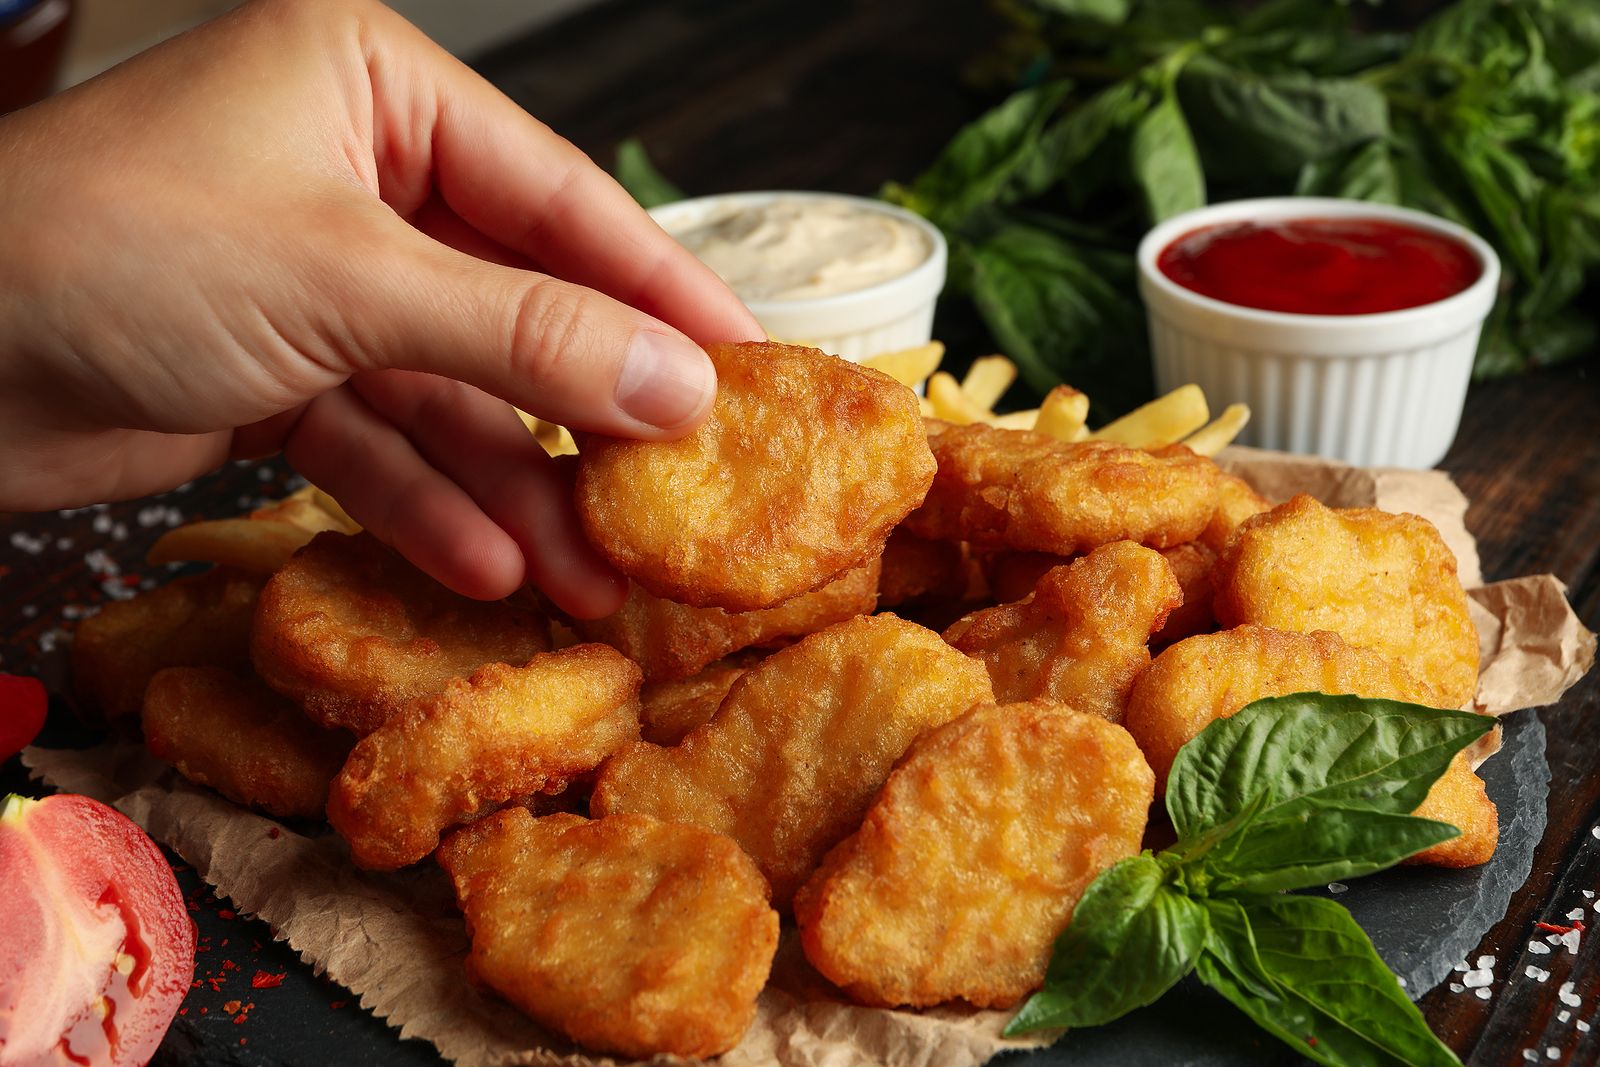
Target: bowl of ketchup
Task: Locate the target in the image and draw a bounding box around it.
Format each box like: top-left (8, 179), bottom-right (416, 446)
top-left (1137, 198), bottom-right (1499, 469)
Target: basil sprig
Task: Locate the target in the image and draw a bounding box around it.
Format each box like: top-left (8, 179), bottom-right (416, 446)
top-left (1006, 694), bottom-right (1494, 1067)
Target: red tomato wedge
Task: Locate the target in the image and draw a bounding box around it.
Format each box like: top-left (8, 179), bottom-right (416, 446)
top-left (0, 794), bottom-right (194, 1067)
top-left (0, 675), bottom-right (47, 761)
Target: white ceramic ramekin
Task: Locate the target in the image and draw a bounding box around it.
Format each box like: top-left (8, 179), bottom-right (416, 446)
top-left (649, 191), bottom-right (947, 362)
top-left (1137, 197), bottom-right (1500, 469)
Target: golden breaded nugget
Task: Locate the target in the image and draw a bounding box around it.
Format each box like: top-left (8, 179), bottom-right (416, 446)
top-left (576, 341), bottom-right (934, 612)
top-left (638, 656), bottom-right (752, 747)
top-left (590, 613), bottom-right (994, 907)
top-left (141, 666), bottom-right (352, 819)
top-left (943, 541), bottom-right (1180, 722)
top-left (73, 568), bottom-right (263, 721)
top-left (1123, 625), bottom-right (1495, 867)
top-left (252, 531), bottom-right (550, 735)
top-left (903, 422), bottom-right (1220, 555)
top-left (979, 550), bottom-right (1068, 605)
top-left (438, 810), bottom-right (777, 1059)
top-left (1199, 470), bottom-right (1271, 553)
top-left (1154, 541), bottom-right (1220, 645)
top-left (1213, 495), bottom-right (1479, 706)
top-left (328, 644), bottom-right (640, 870)
top-left (795, 702), bottom-right (1152, 1008)
top-left (876, 529), bottom-right (979, 609)
top-left (571, 557), bottom-right (878, 682)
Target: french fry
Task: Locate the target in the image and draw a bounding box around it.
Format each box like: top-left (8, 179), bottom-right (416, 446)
top-left (1033, 386), bottom-right (1091, 442)
top-left (1181, 403), bottom-right (1251, 457)
top-left (960, 355), bottom-right (1017, 410)
top-left (147, 519), bottom-right (317, 574)
top-left (927, 371), bottom-right (997, 425)
top-left (862, 342), bottom-right (944, 390)
top-left (919, 396), bottom-right (936, 418)
top-left (988, 409), bottom-right (1039, 431)
top-left (520, 411), bottom-right (579, 457)
top-left (1089, 384), bottom-right (1209, 448)
top-left (305, 487), bottom-right (360, 534)
top-left (252, 486), bottom-right (358, 536)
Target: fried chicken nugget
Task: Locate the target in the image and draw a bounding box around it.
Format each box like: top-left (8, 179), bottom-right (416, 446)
top-left (576, 341), bottom-right (934, 612)
top-left (141, 666), bottom-right (353, 819)
top-left (571, 557), bottom-right (879, 682)
top-left (795, 702), bottom-right (1152, 1008)
top-left (73, 568), bottom-right (263, 721)
top-left (1124, 625), bottom-right (1495, 867)
top-left (942, 541), bottom-right (1181, 722)
top-left (1213, 495), bottom-right (1480, 707)
top-left (876, 529), bottom-right (980, 609)
top-left (590, 613), bottom-right (995, 907)
top-left (638, 656), bottom-right (753, 747)
top-left (438, 809), bottom-right (778, 1059)
top-left (1199, 470), bottom-right (1271, 553)
top-left (252, 531), bottom-right (550, 735)
top-left (902, 422), bottom-right (1220, 555)
top-left (328, 644), bottom-right (641, 870)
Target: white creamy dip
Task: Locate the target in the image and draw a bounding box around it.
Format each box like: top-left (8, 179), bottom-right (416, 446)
top-left (667, 197), bottom-right (932, 301)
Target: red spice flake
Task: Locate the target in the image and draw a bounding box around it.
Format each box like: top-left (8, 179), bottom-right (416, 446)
top-left (179, 1009), bottom-right (188, 1016)
top-left (1307, 1037), bottom-right (1319, 1047)
top-left (329, 1000), bottom-right (346, 1011)
top-left (233, 1014), bottom-right (248, 1025)
top-left (251, 971), bottom-right (285, 990)
top-left (217, 909), bottom-right (236, 920)
top-left (1536, 921), bottom-right (1576, 934)
top-left (267, 827), bottom-right (281, 840)
top-left (223, 1000), bottom-right (242, 1014)
top-left (120, 574), bottom-right (141, 588)
top-left (200, 1007), bottom-right (208, 1015)
top-left (220, 939), bottom-right (229, 948)
top-left (222, 960), bottom-right (239, 972)
top-left (238, 1039), bottom-right (247, 1047)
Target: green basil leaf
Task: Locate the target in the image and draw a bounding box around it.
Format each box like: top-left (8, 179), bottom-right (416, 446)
top-left (883, 82), bottom-right (1073, 231)
top-left (1177, 56), bottom-right (1389, 181)
top-left (1295, 139), bottom-right (1400, 203)
top-left (1026, 0), bottom-right (1131, 26)
top-left (1197, 896), bottom-right (1461, 1067)
top-left (1005, 855), bottom-right (1208, 1035)
top-left (1016, 79), bottom-right (1155, 210)
top-left (613, 138), bottom-right (683, 209)
top-left (963, 222), bottom-right (1148, 408)
top-left (1129, 88), bottom-right (1205, 222)
top-left (1165, 694), bottom-right (1494, 841)
top-left (1208, 811), bottom-right (1461, 894)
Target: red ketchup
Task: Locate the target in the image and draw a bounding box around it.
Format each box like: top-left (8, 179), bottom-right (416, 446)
top-left (1157, 217), bottom-right (1481, 315)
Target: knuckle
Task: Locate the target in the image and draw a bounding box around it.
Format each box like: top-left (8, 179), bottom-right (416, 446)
top-left (507, 279), bottom-right (597, 386)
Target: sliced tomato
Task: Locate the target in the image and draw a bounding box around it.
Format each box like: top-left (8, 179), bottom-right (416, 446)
top-left (0, 675), bottom-right (47, 761)
top-left (0, 794), bottom-right (194, 1066)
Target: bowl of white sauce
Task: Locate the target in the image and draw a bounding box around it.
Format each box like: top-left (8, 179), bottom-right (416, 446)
top-left (649, 191), bottom-right (947, 361)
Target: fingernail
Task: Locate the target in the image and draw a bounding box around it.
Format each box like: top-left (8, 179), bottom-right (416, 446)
top-left (615, 332), bottom-right (716, 429)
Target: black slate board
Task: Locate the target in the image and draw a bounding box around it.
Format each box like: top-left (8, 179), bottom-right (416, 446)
top-left (124, 708), bottom-right (1544, 1067)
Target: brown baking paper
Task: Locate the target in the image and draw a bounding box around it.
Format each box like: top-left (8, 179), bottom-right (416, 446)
top-left (22, 448), bottom-right (1597, 1067)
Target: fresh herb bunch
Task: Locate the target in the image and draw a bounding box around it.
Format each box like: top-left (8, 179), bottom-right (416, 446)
top-left (1007, 693), bottom-right (1495, 1067)
top-left (880, 0), bottom-right (1600, 408)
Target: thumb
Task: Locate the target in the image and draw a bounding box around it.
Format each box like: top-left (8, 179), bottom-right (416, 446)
top-left (330, 223), bottom-right (719, 440)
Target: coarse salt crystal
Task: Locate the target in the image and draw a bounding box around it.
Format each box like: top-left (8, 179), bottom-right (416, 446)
top-left (1579, 1020), bottom-right (1591, 1033)
top-left (1547, 934), bottom-right (1565, 945)
top-left (1449, 982), bottom-right (1464, 993)
top-left (1529, 941), bottom-right (1552, 955)
top-left (1527, 966), bottom-right (1551, 982)
top-left (1558, 982), bottom-right (1580, 1007)
top-left (92, 514), bottom-right (112, 533)
top-left (1523, 1051), bottom-right (1539, 1063)
top-left (1476, 987), bottom-right (1491, 1000)
top-left (1453, 960), bottom-right (1470, 972)
top-left (1546, 1049), bottom-right (1559, 1061)
top-left (1561, 929), bottom-right (1581, 954)
top-left (1566, 908), bottom-right (1584, 921)
top-left (1396, 976), bottom-right (1407, 988)
top-left (1328, 882), bottom-right (1348, 894)
top-left (1559, 1011), bottom-right (1571, 1023)
top-left (1585, 890), bottom-right (1596, 900)
top-left (1592, 826), bottom-right (1600, 841)
top-left (1463, 969), bottom-right (1492, 988)
top-left (21, 605), bottom-right (36, 618)
top-left (1477, 955), bottom-right (1496, 970)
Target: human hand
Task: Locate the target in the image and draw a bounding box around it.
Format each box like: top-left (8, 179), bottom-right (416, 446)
top-left (0, 0), bottom-right (762, 618)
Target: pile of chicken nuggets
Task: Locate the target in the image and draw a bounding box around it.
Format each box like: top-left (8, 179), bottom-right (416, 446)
top-left (72, 340), bottom-right (1492, 1059)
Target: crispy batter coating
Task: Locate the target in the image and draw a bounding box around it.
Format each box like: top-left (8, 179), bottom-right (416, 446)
top-left (1199, 471), bottom-right (1272, 553)
top-left (980, 550), bottom-right (1068, 605)
top-left (795, 702), bottom-right (1152, 1008)
top-left (73, 568), bottom-right (263, 721)
top-left (573, 557), bottom-right (878, 682)
top-left (638, 657), bottom-right (752, 747)
top-left (942, 541), bottom-right (1180, 722)
top-left (590, 613), bottom-right (994, 907)
top-left (141, 666), bottom-right (352, 819)
top-left (328, 644), bottom-right (641, 870)
top-left (251, 531), bottom-right (550, 735)
top-left (876, 529), bottom-right (980, 609)
top-left (1213, 495), bottom-right (1480, 706)
top-left (576, 341), bottom-right (934, 612)
top-left (1154, 541), bottom-right (1220, 645)
top-left (1124, 625), bottom-right (1495, 866)
top-left (438, 810), bottom-right (777, 1059)
top-left (903, 422), bottom-right (1220, 555)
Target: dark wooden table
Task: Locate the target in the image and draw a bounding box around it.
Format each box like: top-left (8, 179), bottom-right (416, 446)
top-left (3, 0), bottom-right (1599, 1063)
